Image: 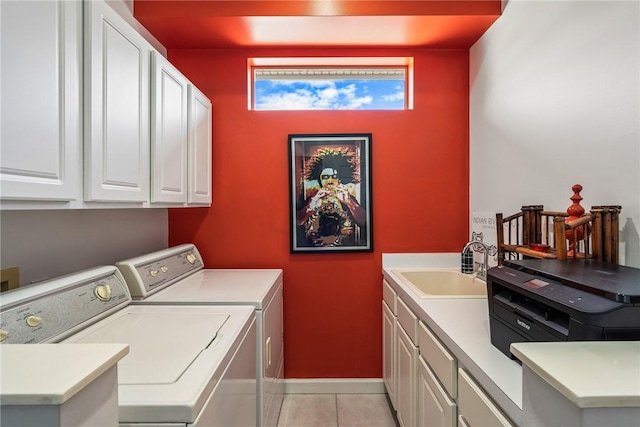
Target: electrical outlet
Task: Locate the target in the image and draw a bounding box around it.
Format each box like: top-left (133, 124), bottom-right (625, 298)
top-left (0, 267), bottom-right (20, 293)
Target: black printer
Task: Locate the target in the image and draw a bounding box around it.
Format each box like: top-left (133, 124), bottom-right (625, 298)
top-left (486, 259), bottom-right (640, 359)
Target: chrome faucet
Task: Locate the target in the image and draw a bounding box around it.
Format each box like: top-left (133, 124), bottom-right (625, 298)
top-left (461, 232), bottom-right (497, 281)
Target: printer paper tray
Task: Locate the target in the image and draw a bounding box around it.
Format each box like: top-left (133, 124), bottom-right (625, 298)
top-left (493, 293), bottom-right (569, 340)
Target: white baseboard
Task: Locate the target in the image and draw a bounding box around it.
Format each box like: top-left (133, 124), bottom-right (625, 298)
top-left (282, 378), bottom-right (386, 394)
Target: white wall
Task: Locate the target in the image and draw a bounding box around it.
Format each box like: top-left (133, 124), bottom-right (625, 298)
top-left (470, 0), bottom-right (640, 267)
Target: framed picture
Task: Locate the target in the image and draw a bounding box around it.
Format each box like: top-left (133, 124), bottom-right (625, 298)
top-left (289, 133), bottom-right (373, 253)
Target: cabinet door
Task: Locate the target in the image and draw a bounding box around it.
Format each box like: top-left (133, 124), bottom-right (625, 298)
top-left (383, 301), bottom-right (397, 410)
top-left (397, 326), bottom-right (417, 427)
top-left (0, 0), bottom-right (81, 203)
top-left (150, 51), bottom-right (189, 204)
top-left (84, 0), bottom-right (151, 203)
top-left (417, 356), bottom-right (456, 427)
top-left (187, 85), bottom-right (212, 205)
top-left (458, 368), bottom-right (514, 427)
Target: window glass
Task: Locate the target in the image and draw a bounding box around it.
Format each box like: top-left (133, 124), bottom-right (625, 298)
top-left (252, 67), bottom-right (408, 111)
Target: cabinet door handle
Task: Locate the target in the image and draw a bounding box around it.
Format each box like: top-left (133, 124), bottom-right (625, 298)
top-left (266, 336), bottom-right (272, 368)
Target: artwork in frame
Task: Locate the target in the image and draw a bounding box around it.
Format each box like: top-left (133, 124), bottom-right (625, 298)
top-left (289, 133), bottom-right (373, 253)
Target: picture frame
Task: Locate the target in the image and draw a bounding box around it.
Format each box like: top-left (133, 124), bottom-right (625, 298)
top-left (288, 133), bottom-right (373, 253)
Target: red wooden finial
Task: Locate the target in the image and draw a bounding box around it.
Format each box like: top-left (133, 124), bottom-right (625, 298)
top-left (565, 184), bottom-right (590, 257)
top-left (567, 184), bottom-right (585, 217)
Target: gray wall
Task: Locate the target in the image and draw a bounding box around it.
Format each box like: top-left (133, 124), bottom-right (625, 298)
top-left (1, 209), bottom-right (168, 287)
top-left (470, 0), bottom-right (640, 267)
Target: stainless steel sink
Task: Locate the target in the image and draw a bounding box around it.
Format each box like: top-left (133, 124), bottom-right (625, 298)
top-left (392, 269), bottom-right (487, 298)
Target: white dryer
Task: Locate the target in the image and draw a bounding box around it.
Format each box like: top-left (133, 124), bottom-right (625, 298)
top-left (0, 266), bottom-right (257, 427)
top-left (116, 244), bottom-right (284, 427)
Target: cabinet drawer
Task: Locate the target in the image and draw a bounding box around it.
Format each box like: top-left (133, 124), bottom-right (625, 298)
top-left (417, 355), bottom-right (456, 427)
top-left (397, 298), bottom-right (418, 344)
top-left (458, 368), bottom-right (514, 427)
top-left (382, 279), bottom-right (397, 315)
top-left (419, 321), bottom-right (457, 399)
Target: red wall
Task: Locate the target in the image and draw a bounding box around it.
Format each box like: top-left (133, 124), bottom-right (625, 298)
top-left (167, 48), bottom-right (470, 379)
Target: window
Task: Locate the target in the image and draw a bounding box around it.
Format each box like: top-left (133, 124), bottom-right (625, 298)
top-left (249, 57), bottom-right (414, 111)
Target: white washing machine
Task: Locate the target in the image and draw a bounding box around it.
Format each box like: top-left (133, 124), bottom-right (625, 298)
top-left (115, 244), bottom-right (284, 427)
top-left (0, 266), bottom-right (257, 427)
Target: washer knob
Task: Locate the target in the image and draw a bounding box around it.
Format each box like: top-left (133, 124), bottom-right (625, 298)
top-left (150, 270), bottom-right (159, 277)
top-left (0, 329), bottom-right (8, 342)
top-left (186, 254), bottom-right (196, 264)
top-left (94, 284), bottom-right (112, 301)
top-left (160, 266), bottom-right (168, 273)
top-left (26, 316), bottom-right (42, 327)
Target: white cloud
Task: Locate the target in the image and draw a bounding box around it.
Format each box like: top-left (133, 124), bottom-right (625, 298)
top-left (381, 84), bottom-right (405, 102)
top-left (382, 90), bottom-right (405, 102)
top-left (256, 81), bottom-right (373, 110)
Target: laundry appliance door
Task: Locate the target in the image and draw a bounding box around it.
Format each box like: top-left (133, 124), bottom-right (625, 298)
top-left (65, 305), bottom-right (257, 426)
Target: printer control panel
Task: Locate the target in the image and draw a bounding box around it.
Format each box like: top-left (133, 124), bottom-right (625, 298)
top-left (489, 266), bottom-right (620, 313)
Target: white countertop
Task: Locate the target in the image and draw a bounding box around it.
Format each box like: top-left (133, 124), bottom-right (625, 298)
top-left (382, 259), bottom-right (523, 425)
top-left (383, 253), bottom-right (640, 426)
top-left (511, 341), bottom-right (640, 408)
top-left (1, 343), bottom-right (129, 405)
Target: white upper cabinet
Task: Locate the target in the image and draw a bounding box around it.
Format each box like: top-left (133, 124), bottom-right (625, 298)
top-left (84, 0), bottom-right (151, 203)
top-left (1, 0), bottom-right (212, 210)
top-left (150, 51), bottom-right (189, 204)
top-left (0, 0), bottom-right (82, 205)
top-left (187, 85), bottom-right (212, 205)
top-left (149, 53), bottom-right (212, 206)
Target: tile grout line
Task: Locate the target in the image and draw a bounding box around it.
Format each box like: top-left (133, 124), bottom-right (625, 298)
top-left (334, 393), bottom-right (340, 427)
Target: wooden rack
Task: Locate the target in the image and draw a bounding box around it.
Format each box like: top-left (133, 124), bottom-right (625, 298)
top-left (496, 187), bottom-right (621, 265)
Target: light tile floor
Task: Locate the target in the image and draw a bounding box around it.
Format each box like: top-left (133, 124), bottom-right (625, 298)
top-left (277, 394), bottom-right (399, 427)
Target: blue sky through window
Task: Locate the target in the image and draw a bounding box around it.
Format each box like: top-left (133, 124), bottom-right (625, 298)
top-left (254, 79), bottom-right (405, 111)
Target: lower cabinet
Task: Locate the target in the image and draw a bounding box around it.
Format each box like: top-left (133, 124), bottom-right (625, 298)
top-left (458, 368), bottom-right (515, 427)
top-left (383, 280), bottom-right (399, 410)
top-left (382, 300), bottom-right (397, 409)
top-left (382, 279), bottom-right (515, 427)
top-left (417, 319), bottom-right (457, 427)
top-left (417, 356), bottom-right (456, 427)
top-left (396, 297), bottom-right (420, 427)
top-left (397, 325), bottom-right (418, 427)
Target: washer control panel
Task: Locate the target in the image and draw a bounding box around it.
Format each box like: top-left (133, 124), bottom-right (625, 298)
top-left (0, 267), bottom-right (130, 344)
top-left (116, 244), bottom-right (203, 298)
